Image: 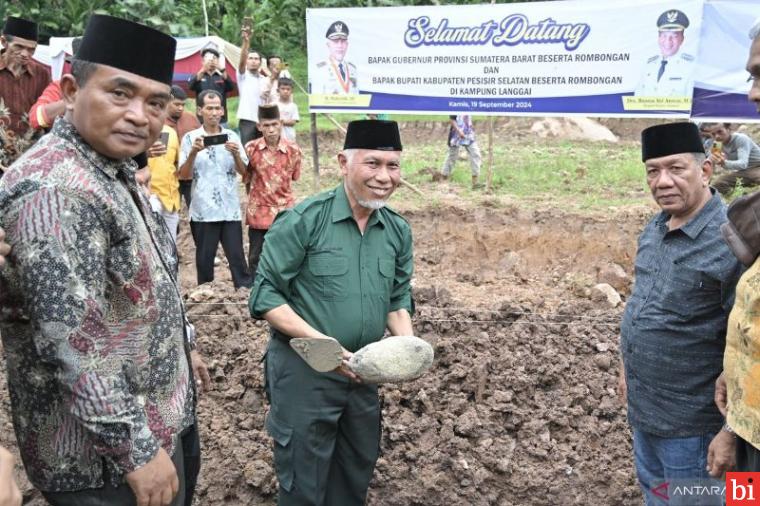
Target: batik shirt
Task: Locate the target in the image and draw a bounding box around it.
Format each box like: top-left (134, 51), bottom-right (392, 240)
top-left (0, 118), bottom-right (194, 492)
top-left (180, 127), bottom-right (248, 222)
top-left (244, 136), bottom-right (302, 230)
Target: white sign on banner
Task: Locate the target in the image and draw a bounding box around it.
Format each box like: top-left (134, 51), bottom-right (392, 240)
top-left (306, 0), bottom-right (703, 117)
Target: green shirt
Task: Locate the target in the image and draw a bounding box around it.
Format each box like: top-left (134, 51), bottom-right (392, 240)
top-left (249, 184), bottom-right (414, 352)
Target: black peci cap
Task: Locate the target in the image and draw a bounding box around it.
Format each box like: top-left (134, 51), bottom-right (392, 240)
top-left (344, 120), bottom-right (402, 151)
top-left (3, 16), bottom-right (38, 41)
top-left (641, 122), bottom-right (704, 162)
top-left (76, 15), bottom-right (176, 85)
top-left (258, 104), bottom-right (280, 121)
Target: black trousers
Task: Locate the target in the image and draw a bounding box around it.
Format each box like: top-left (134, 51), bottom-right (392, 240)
top-left (248, 228), bottom-right (267, 278)
top-left (737, 434), bottom-right (760, 471)
top-left (179, 180), bottom-right (193, 209)
top-left (41, 424), bottom-right (201, 506)
top-left (190, 220), bottom-right (251, 288)
top-left (239, 119), bottom-right (262, 147)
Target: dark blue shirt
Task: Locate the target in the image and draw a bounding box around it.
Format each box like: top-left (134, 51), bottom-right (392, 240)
top-left (621, 190), bottom-right (743, 437)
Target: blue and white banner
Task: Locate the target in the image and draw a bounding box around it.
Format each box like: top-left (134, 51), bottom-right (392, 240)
top-left (691, 0), bottom-right (759, 121)
top-left (306, 0), bottom-right (703, 117)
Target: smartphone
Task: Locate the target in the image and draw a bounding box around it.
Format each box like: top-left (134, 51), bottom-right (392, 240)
top-left (159, 131), bottom-right (170, 147)
top-left (242, 16), bottom-right (253, 32)
top-left (203, 134), bottom-right (229, 147)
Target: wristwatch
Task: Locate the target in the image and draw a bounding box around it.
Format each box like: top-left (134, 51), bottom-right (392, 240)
top-left (722, 422), bottom-right (736, 435)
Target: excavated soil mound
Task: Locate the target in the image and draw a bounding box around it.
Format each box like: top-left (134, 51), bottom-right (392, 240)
top-left (1, 205), bottom-right (651, 505)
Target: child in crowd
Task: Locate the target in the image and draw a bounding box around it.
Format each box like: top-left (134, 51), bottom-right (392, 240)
top-left (276, 77), bottom-right (300, 143)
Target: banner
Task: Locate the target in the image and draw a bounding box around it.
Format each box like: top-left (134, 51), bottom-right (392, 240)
top-left (691, 0), bottom-right (759, 121)
top-left (306, 0), bottom-right (703, 117)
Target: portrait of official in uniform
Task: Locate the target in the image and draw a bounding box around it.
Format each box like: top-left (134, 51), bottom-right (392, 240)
top-left (634, 9), bottom-right (695, 97)
top-left (310, 21), bottom-right (359, 95)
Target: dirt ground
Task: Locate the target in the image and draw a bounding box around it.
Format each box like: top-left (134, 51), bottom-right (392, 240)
top-left (0, 119), bottom-right (663, 505)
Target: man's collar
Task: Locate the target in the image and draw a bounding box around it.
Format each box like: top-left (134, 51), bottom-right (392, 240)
top-left (255, 136), bottom-right (288, 153)
top-left (656, 189), bottom-right (722, 239)
top-left (52, 117), bottom-right (136, 180)
top-left (331, 183), bottom-right (386, 227)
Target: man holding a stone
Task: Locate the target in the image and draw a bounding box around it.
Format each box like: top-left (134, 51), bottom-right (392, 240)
top-left (618, 122), bottom-right (742, 504)
top-left (249, 119), bottom-right (414, 505)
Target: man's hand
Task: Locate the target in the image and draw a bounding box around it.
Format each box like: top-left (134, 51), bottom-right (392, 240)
top-left (125, 448), bottom-right (179, 506)
top-left (715, 371), bottom-right (728, 417)
top-left (334, 348), bottom-right (361, 383)
top-left (710, 152), bottom-right (726, 166)
top-left (147, 141), bottom-right (167, 159)
top-left (707, 430), bottom-right (736, 478)
top-left (617, 363), bottom-right (627, 406)
top-left (190, 350), bottom-right (211, 394)
top-left (241, 27), bottom-right (251, 42)
top-left (0, 227), bottom-right (11, 268)
top-left (456, 128), bottom-right (465, 139)
top-left (224, 141), bottom-right (240, 157)
top-left (0, 446), bottom-right (22, 506)
top-left (190, 136), bottom-right (205, 155)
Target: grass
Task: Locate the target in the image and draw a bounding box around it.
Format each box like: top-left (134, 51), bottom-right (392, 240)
top-left (282, 137), bottom-right (650, 213)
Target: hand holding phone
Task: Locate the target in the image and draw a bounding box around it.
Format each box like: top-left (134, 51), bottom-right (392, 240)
top-left (203, 134), bottom-right (229, 147)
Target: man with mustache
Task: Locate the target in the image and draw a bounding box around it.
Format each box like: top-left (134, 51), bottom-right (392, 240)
top-left (618, 122), bottom-right (742, 503)
top-left (0, 16), bottom-right (51, 137)
top-left (0, 15), bottom-right (210, 506)
top-left (250, 119), bottom-right (414, 505)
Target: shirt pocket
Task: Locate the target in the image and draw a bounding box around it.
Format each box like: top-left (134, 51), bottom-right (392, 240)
top-left (308, 251), bottom-right (349, 301)
top-left (378, 258), bottom-right (395, 297)
top-left (661, 265), bottom-right (721, 321)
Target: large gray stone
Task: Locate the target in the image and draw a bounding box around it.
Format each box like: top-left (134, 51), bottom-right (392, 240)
top-left (349, 335), bottom-right (434, 384)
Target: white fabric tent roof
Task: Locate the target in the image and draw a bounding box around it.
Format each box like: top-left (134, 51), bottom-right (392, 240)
top-left (37, 35), bottom-right (242, 80)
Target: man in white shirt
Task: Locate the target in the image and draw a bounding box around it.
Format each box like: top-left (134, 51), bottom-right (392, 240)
top-left (237, 25), bottom-right (265, 146)
top-left (276, 77), bottom-right (299, 143)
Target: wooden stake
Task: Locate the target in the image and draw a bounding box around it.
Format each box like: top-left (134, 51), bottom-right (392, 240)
top-left (310, 113), bottom-right (319, 192)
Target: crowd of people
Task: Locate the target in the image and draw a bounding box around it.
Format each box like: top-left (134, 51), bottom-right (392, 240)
top-left (0, 12), bottom-right (411, 506)
top-left (4, 8), bottom-right (760, 506)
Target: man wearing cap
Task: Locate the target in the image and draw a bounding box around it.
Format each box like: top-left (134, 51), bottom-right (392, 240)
top-left (634, 10), bottom-right (695, 97)
top-left (188, 47), bottom-right (235, 125)
top-left (249, 120), bottom-right (414, 505)
top-left (244, 104), bottom-right (301, 276)
top-left (715, 17), bottom-right (760, 474)
top-left (0, 16), bottom-right (51, 137)
top-left (0, 15), bottom-right (210, 506)
top-left (311, 21), bottom-right (358, 95)
top-left (618, 122), bottom-right (742, 503)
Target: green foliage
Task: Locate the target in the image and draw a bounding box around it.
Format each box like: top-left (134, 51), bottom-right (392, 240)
top-left (2, 0), bottom-right (550, 54)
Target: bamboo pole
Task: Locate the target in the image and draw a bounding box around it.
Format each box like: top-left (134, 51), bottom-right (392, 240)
top-left (310, 113), bottom-right (319, 192)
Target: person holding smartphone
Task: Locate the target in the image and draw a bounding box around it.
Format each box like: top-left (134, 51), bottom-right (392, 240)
top-left (147, 125), bottom-right (181, 243)
top-left (179, 89), bottom-right (251, 288)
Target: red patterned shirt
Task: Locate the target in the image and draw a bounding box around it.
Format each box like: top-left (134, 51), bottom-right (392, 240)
top-left (244, 136), bottom-right (302, 229)
top-left (0, 118), bottom-right (195, 492)
top-left (0, 54), bottom-right (51, 135)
